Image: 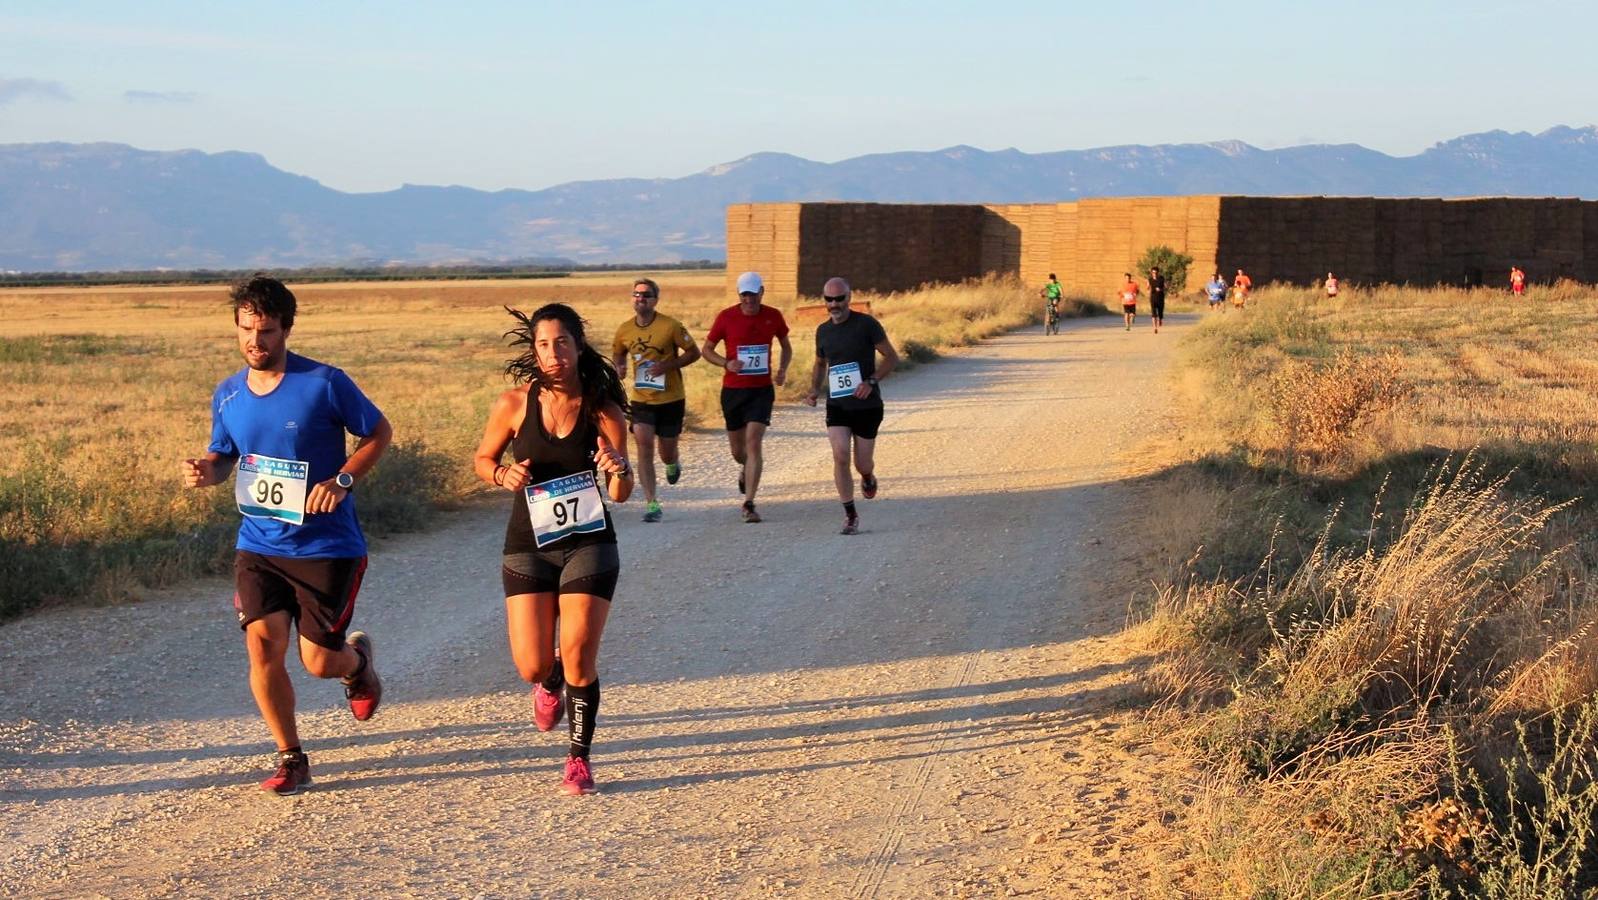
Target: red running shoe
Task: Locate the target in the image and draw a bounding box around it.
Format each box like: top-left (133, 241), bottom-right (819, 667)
top-left (561, 755), bottom-right (596, 795)
top-left (533, 683), bottom-right (565, 732)
top-left (260, 751), bottom-right (312, 795)
top-left (861, 474), bottom-right (878, 499)
top-left (342, 631), bottom-right (382, 721)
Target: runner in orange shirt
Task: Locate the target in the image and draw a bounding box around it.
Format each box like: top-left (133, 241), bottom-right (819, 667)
top-left (1118, 273), bottom-right (1139, 331)
top-left (1510, 266), bottom-right (1526, 296)
top-left (1232, 268), bottom-right (1253, 309)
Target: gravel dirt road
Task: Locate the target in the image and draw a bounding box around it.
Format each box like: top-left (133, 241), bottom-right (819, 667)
top-left (2, 312), bottom-right (1190, 898)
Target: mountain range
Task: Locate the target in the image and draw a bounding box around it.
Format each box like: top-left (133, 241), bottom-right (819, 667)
top-left (2, 126), bottom-right (1596, 272)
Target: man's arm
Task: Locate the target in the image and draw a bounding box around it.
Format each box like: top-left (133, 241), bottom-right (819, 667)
top-left (305, 415), bottom-right (392, 515)
top-left (805, 347), bottom-right (826, 406)
top-left (700, 336), bottom-right (729, 369)
top-left (181, 451), bottom-right (237, 488)
top-left (774, 333), bottom-right (793, 387)
top-left (653, 330), bottom-right (702, 373)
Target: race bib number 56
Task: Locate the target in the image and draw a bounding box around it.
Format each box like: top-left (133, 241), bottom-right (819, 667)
top-left (828, 362), bottom-right (862, 399)
top-left (524, 471), bottom-right (607, 548)
top-left (235, 454), bottom-right (308, 525)
top-left (736, 344), bottom-right (770, 376)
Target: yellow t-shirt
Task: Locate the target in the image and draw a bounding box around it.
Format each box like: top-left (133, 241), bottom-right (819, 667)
top-left (612, 313), bottom-right (696, 405)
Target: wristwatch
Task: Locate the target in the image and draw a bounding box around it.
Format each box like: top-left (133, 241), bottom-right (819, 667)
top-left (335, 472), bottom-right (355, 490)
top-left (867, 376), bottom-right (879, 386)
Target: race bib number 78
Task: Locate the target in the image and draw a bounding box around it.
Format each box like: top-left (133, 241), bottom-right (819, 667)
top-left (736, 344), bottom-right (770, 376)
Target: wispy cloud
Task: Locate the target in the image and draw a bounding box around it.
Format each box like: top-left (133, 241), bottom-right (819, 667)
top-left (124, 90), bottom-right (200, 104)
top-left (0, 77), bottom-right (72, 106)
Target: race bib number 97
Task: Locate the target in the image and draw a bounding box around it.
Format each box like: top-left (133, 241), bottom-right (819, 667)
top-left (235, 454), bottom-right (309, 525)
top-left (828, 362), bottom-right (862, 399)
top-left (524, 471), bottom-right (607, 548)
top-left (736, 344), bottom-right (770, 376)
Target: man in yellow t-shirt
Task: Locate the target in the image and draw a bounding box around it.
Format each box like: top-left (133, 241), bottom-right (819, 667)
top-left (610, 278), bottom-right (701, 522)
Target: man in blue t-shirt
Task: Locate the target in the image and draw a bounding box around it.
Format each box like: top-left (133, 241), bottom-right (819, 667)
top-left (181, 274), bottom-right (393, 795)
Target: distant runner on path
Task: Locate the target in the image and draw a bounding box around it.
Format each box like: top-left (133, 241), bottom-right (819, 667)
top-left (804, 277), bottom-right (900, 535)
top-left (1232, 268), bottom-right (1253, 309)
top-left (474, 303), bottom-right (633, 796)
top-left (1510, 266), bottom-right (1526, 296)
top-left (1205, 272), bottom-right (1228, 313)
top-left (181, 274), bottom-right (392, 796)
top-left (1147, 266), bottom-right (1167, 334)
top-left (1119, 273), bottom-right (1139, 331)
top-left (610, 278), bottom-right (701, 523)
top-left (1325, 272), bottom-right (1340, 299)
top-left (700, 271), bottom-right (792, 523)
top-left (1041, 273), bottom-right (1064, 336)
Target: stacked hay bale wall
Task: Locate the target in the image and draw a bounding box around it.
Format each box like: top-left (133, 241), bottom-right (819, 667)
top-left (725, 197), bottom-right (1598, 301)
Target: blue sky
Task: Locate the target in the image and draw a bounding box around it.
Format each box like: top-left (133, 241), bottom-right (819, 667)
top-left (1, 2), bottom-right (1592, 193)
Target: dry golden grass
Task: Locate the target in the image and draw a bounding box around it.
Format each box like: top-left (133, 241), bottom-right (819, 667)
top-left (1134, 283), bottom-right (1598, 895)
top-left (0, 272), bottom-right (1059, 618)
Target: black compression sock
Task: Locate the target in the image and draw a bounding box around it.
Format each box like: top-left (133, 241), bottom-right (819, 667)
top-left (566, 680), bottom-right (600, 760)
top-left (280, 745), bottom-right (304, 758)
top-left (843, 501), bottom-right (858, 518)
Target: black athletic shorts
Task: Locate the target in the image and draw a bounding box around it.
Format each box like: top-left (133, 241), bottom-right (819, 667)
top-left (826, 404), bottom-right (884, 439)
top-left (233, 551), bottom-right (367, 650)
top-left (721, 385), bottom-right (775, 431)
top-left (630, 398), bottom-right (686, 439)
top-left (502, 543), bottom-right (620, 601)
top-left (1150, 297), bottom-right (1166, 317)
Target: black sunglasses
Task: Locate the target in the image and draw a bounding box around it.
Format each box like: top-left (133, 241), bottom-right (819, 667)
top-left (823, 294), bottom-right (849, 303)
top-left (631, 291), bottom-right (656, 299)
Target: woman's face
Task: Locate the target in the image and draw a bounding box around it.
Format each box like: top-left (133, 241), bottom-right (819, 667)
top-left (533, 318), bottom-right (580, 381)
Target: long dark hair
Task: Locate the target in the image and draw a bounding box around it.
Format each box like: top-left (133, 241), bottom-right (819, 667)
top-left (503, 304), bottom-right (627, 424)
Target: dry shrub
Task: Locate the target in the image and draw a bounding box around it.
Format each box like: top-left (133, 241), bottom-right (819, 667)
top-left (1268, 351), bottom-right (1409, 468)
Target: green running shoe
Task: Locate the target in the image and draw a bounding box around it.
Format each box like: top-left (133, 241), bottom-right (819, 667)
top-left (643, 500), bottom-right (663, 523)
top-left (664, 461), bottom-right (681, 485)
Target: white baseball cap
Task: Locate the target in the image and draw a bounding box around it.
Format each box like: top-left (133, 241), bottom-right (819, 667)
top-left (736, 271), bottom-right (763, 294)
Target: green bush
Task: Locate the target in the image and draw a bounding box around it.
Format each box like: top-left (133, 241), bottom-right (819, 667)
top-left (1137, 245), bottom-right (1194, 295)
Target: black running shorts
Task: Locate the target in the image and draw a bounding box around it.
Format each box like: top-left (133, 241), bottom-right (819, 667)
top-left (502, 543), bottom-right (621, 601)
top-left (825, 404), bottom-right (884, 440)
top-left (720, 385), bottom-right (775, 431)
top-left (1150, 297), bottom-right (1166, 317)
top-left (233, 551), bottom-right (367, 650)
top-left (630, 398), bottom-right (686, 439)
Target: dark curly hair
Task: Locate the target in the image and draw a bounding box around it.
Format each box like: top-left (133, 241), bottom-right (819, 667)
top-left (503, 303), bottom-right (626, 422)
top-left (230, 273), bottom-right (297, 330)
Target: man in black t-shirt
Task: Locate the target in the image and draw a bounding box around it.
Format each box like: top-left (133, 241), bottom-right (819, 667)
top-left (1147, 266), bottom-right (1167, 334)
top-left (805, 277), bottom-right (900, 535)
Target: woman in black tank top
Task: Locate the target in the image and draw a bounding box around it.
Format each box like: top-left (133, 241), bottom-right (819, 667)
top-left (473, 303), bottom-right (632, 796)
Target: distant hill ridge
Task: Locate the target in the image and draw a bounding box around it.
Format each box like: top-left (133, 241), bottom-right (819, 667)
top-left (1, 126), bottom-right (1595, 272)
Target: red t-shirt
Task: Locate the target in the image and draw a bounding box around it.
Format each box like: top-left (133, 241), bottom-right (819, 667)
top-left (707, 304), bottom-right (789, 389)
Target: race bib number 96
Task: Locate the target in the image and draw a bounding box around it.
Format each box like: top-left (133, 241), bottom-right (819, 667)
top-left (524, 471), bottom-right (607, 548)
top-left (235, 454), bottom-right (309, 525)
top-left (828, 362), bottom-right (862, 399)
top-left (736, 344), bottom-right (770, 376)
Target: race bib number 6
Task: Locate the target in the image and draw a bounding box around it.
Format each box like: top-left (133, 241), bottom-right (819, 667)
top-left (235, 454), bottom-right (309, 525)
top-left (736, 344), bottom-right (770, 376)
top-left (524, 471), bottom-right (607, 548)
top-left (828, 362), bottom-right (862, 399)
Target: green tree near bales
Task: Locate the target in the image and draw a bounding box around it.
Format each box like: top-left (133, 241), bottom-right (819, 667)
top-left (1136, 245), bottom-right (1193, 294)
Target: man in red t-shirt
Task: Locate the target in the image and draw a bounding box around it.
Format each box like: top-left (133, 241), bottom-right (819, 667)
top-left (701, 271), bottom-right (793, 523)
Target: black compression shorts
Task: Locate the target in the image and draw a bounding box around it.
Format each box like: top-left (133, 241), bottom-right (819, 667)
top-left (501, 544), bottom-right (620, 601)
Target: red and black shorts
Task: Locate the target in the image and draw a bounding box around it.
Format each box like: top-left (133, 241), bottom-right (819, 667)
top-left (233, 551), bottom-right (367, 650)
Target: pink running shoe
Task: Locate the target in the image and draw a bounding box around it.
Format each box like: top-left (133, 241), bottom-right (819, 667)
top-left (561, 755), bottom-right (596, 795)
top-left (533, 683), bottom-right (564, 732)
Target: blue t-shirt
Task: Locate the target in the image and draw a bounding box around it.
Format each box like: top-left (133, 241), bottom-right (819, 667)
top-left (1206, 279), bottom-right (1228, 301)
top-left (207, 352), bottom-right (384, 559)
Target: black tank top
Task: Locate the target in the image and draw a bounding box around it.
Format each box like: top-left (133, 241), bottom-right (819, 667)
top-left (503, 389), bottom-right (617, 554)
